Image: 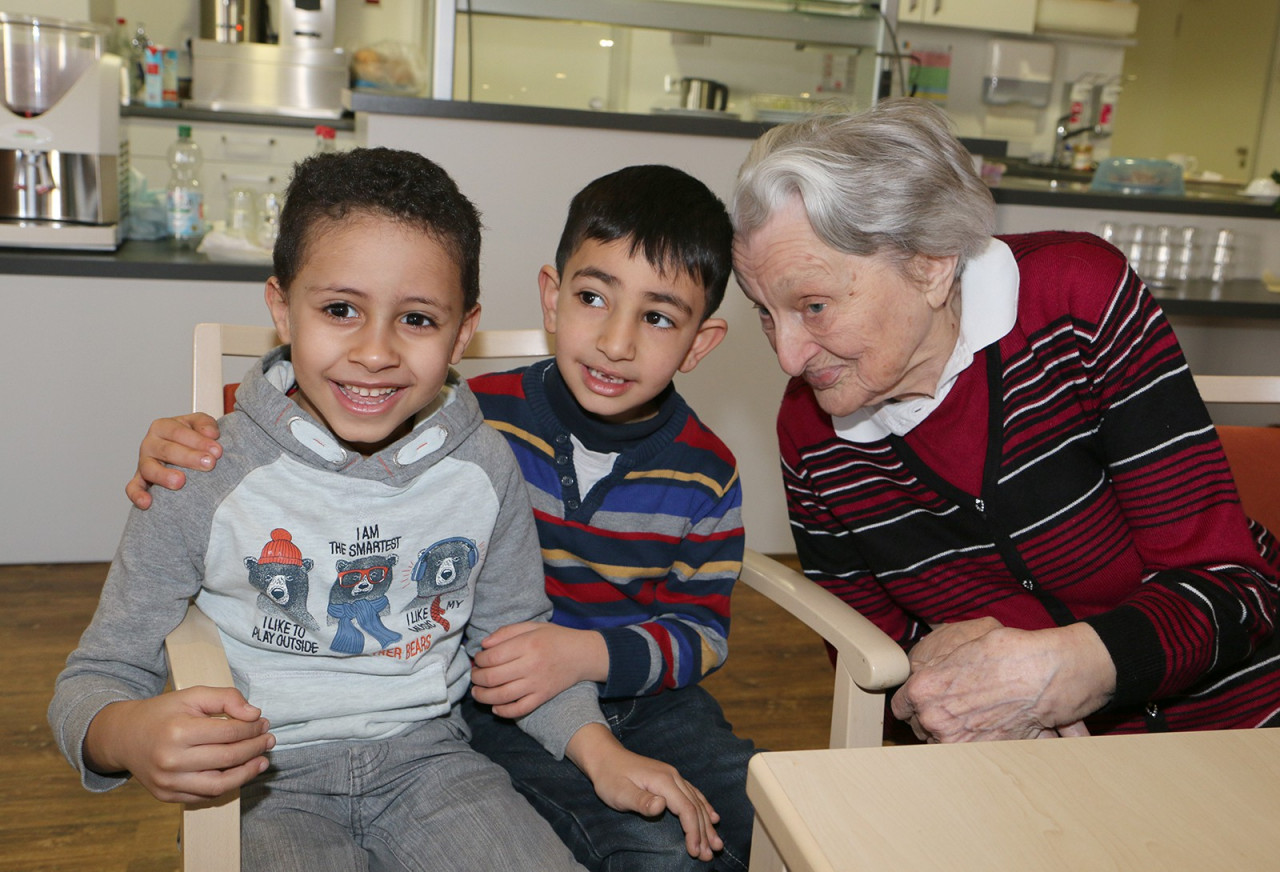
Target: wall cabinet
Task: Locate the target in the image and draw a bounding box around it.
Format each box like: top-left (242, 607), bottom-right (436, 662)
top-left (125, 118), bottom-right (356, 225)
top-left (899, 0), bottom-right (1036, 34)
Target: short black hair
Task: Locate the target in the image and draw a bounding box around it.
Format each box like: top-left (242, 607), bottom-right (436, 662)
top-left (554, 165), bottom-right (732, 318)
top-left (273, 147), bottom-right (483, 310)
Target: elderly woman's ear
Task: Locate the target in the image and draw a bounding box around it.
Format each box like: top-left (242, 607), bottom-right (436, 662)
top-left (912, 253), bottom-right (961, 309)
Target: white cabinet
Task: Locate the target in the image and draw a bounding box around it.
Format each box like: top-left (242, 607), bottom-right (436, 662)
top-left (125, 117), bottom-right (355, 225)
top-left (899, 0), bottom-right (1037, 34)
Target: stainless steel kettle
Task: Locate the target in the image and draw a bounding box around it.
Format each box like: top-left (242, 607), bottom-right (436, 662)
top-left (680, 77), bottom-right (729, 111)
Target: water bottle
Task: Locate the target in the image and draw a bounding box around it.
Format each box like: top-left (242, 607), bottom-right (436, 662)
top-left (314, 125), bottom-right (337, 154)
top-left (108, 18), bottom-right (130, 57)
top-left (166, 125), bottom-right (206, 249)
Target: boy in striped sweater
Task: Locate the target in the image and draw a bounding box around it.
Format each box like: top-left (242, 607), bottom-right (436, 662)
top-left (128, 164), bottom-right (756, 871)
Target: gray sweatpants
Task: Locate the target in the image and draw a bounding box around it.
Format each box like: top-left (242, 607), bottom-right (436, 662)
top-left (240, 709), bottom-right (586, 871)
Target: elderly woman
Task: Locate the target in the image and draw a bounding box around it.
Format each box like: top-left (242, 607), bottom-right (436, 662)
top-left (731, 97), bottom-right (1280, 741)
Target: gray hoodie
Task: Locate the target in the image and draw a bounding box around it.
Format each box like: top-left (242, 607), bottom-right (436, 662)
top-left (50, 346), bottom-right (604, 791)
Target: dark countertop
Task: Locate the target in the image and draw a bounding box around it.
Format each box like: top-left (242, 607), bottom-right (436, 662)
top-left (1149, 279), bottom-right (1280, 320)
top-left (0, 240), bottom-right (271, 282)
top-left (124, 104), bottom-right (357, 131)
top-left (3, 240), bottom-right (1278, 322)
top-left (989, 175), bottom-right (1277, 219)
top-left (341, 90), bottom-right (1013, 156)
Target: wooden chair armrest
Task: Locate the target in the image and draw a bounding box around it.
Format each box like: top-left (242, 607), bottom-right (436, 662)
top-left (740, 550), bottom-right (909, 690)
top-left (164, 604), bottom-right (241, 872)
top-left (166, 603), bottom-right (236, 691)
top-left (739, 549), bottom-right (910, 748)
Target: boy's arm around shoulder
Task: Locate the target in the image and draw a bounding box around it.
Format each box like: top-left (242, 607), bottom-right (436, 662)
top-left (462, 428), bottom-right (606, 759)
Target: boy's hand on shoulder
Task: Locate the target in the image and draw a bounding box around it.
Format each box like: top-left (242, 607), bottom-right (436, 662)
top-left (470, 622), bottom-right (608, 718)
top-left (84, 687), bottom-right (273, 803)
top-left (126, 413), bottom-right (223, 510)
top-left (567, 723), bottom-right (723, 861)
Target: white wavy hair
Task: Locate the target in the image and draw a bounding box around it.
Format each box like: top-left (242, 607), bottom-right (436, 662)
top-left (732, 98), bottom-right (996, 278)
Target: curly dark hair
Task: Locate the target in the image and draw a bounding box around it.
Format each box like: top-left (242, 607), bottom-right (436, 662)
top-left (273, 147), bottom-right (483, 310)
top-left (554, 165), bottom-right (733, 319)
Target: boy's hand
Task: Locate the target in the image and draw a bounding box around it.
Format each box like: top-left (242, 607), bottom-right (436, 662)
top-left (566, 723), bottom-right (722, 861)
top-left (470, 622), bottom-right (608, 718)
top-left (83, 687), bottom-right (273, 803)
top-left (126, 414), bottom-right (223, 509)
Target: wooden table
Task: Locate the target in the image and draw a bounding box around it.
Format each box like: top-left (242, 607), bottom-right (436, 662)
top-left (746, 729), bottom-right (1280, 871)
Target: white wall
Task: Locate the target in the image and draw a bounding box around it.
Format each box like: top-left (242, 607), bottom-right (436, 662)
top-left (0, 276), bottom-right (270, 563)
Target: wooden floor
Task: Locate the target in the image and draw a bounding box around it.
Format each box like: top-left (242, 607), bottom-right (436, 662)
top-left (3, 559), bottom-right (835, 872)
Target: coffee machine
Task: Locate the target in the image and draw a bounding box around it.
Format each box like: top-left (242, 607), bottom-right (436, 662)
top-left (279, 0), bottom-right (336, 49)
top-left (0, 14), bottom-right (125, 249)
top-left (191, 0), bottom-right (345, 118)
top-left (0, 13), bottom-right (124, 250)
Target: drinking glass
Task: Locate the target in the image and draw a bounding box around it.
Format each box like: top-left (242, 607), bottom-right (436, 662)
top-left (256, 191), bottom-right (282, 250)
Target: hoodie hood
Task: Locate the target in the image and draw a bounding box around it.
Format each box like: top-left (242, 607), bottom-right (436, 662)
top-left (233, 345), bottom-right (485, 483)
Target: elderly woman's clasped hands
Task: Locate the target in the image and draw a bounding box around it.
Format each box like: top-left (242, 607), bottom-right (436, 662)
top-left (892, 618), bottom-right (1115, 743)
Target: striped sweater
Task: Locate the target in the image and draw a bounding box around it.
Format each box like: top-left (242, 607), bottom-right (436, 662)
top-left (470, 359), bottom-right (744, 699)
top-left (780, 231), bottom-right (1280, 733)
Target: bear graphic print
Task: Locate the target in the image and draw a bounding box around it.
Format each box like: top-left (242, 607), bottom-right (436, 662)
top-left (238, 527), bottom-right (479, 656)
top-left (245, 528), bottom-right (321, 633)
top-left (327, 553), bottom-right (404, 654)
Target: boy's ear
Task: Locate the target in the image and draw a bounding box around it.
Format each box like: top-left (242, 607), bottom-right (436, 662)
top-left (678, 317), bottom-right (728, 374)
top-left (265, 278), bottom-right (292, 344)
top-left (449, 304), bottom-right (483, 365)
top-left (537, 265), bottom-right (562, 335)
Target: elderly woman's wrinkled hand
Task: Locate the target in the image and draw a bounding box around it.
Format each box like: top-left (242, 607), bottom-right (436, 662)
top-left (890, 622), bottom-right (1116, 743)
top-left (908, 616), bottom-right (1004, 672)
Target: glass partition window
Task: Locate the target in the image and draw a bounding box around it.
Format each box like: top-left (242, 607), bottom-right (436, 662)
top-left (442, 1), bottom-right (884, 120)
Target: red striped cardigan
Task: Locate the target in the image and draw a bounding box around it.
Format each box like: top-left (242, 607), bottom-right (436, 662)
top-left (779, 231), bottom-right (1280, 733)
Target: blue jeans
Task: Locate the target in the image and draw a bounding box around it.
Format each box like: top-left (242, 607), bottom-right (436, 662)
top-left (239, 709), bottom-right (586, 871)
top-left (462, 685), bottom-right (757, 872)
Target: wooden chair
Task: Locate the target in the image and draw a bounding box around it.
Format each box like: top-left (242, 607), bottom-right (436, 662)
top-left (1194, 374), bottom-right (1280, 534)
top-left (167, 324), bottom-right (282, 872)
top-left (165, 322), bottom-right (910, 870)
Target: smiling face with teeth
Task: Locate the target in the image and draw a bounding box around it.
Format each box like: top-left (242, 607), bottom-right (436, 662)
top-left (265, 211), bottom-right (480, 456)
top-left (539, 237), bottom-right (727, 424)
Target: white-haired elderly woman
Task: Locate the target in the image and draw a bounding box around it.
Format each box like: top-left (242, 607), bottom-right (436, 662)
top-left (731, 97), bottom-right (1280, 742)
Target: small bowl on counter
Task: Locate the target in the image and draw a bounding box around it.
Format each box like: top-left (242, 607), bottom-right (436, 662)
top-left (1089, 158), bottom-right (1186, 197)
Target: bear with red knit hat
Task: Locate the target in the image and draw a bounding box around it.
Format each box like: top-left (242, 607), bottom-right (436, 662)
top-left (245, 528), bottom-right (319, 633)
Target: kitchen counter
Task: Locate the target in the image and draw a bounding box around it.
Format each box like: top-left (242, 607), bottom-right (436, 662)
top-left (5, 241), bottom-right (1275, 319)
top-left (342, 90), bottom-right (1013, 155)
top-left (990, 174), bottom-right (1278, 219)
top-left (345, 92), bottom-right (1280, 219)
top-left (1149, 279), bottom-right (1280, 319)
top-left (124, 104), bottom-right (357, 132)
top-left (127, 94), bottom-right (1280, 220)
top-left (6, 240), bottom-right (1272, 319)
top-left (0, 240), bottom-right (270, 282)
